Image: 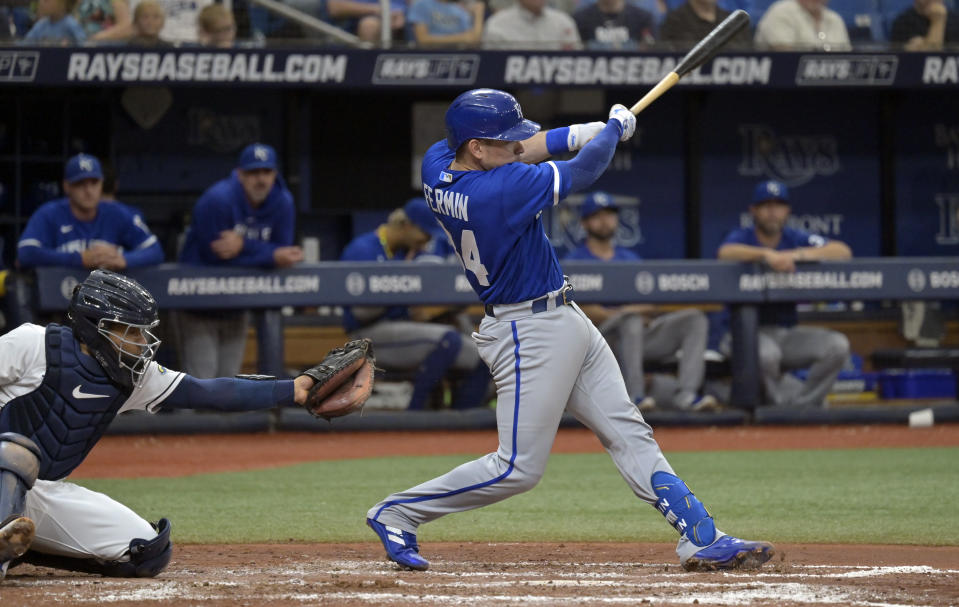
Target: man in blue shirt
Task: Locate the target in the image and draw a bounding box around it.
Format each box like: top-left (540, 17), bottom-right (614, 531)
top-left (17, 154), bottom-right (163, 271)
top-left (341, 198), bottom-right (490, 410)
top-left (718, 179), bottom-right (852, 408)
top-left (565, 191), bottom-right (717, 412)
top-left (178, 143), bottom-right (304, 378)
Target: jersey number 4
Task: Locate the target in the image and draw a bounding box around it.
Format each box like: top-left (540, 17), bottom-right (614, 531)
top-left (440, 225), bottom-right (490, 286)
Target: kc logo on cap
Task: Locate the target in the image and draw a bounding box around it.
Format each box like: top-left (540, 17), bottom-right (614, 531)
top-left (64, 153), bottom-right (104, 184)
top-left (238, 143), bottom-right (278, 171)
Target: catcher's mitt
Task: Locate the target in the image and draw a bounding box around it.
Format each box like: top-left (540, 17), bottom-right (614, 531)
top-left (299, 338), bottom-right (375, 420)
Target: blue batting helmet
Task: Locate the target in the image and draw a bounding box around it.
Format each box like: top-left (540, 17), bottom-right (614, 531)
top-left (445, 89), bottom-right (541, 151)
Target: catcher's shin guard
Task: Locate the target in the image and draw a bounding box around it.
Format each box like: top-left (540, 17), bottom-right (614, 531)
top-left (18, 518), bottom-right (173, 578)
top-left (0, 433), bottom-right (41, 562)
top-left (651, 471), bottom-right (716, 548)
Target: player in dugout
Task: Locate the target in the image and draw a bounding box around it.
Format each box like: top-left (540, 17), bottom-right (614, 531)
top-left (0, 270), bottom-right (366, 582)
top-left (340, 198), bottom-right (491, 410)
top-left (366, 88), bottom-right (775, 573)
top-left (17, 154), bottom-right (164, 272)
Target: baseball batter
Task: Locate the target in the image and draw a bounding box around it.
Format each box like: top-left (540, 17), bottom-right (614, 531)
top-left (0, 270), bottom-right (356, 581)
top-left (366, 88), bottom-right (774, 572)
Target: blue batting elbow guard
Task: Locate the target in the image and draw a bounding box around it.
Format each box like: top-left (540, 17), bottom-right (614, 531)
top-left (652, 471), bottom-right (716, 548)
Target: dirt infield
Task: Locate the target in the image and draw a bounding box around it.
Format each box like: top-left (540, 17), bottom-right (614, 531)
top-left (7, 424), bottom-right (959, 606)
top-left (5, 542), bottom-right (959, 606)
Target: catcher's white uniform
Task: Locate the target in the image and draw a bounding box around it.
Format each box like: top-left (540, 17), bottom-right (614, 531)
top-left (1, 323), bottom-right (183, 561)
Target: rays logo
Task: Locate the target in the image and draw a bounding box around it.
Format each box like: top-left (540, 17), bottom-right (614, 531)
top-left (738, 124), bottom-right (840, 187)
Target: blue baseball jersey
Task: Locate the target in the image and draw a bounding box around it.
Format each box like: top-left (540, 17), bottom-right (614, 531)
top-left (421, 139), bottom-right (572, 304)
top-left (17, 199), bottom-right (163, 269)
top-left (720, 226), bottom-right (828, 327)
top-left (340, 229), bottom-right (412, 331)
top-left (564, 244), bottom-right (640, 261)
top-left (179, 172), bottom-right (295, 267)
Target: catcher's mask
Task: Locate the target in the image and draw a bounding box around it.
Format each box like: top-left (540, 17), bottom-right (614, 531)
top-left (68, 269), bottom-right (161, 390)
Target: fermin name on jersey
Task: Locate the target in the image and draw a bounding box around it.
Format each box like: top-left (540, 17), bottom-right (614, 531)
top-left (504, 55), bottom-right (770, 85)
top-left (67, 52), bottom-right (347, 83)
top-left (423, 185), bottom-right (469, 221)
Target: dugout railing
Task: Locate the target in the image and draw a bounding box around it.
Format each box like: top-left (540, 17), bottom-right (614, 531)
top-left (21, 258), bottom-right (959, 414)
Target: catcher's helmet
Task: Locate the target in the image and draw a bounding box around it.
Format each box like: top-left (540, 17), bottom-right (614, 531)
top-left (445, 89), bottom-right (541, 151)
top-left (68, 270), bottom-right (160, 390)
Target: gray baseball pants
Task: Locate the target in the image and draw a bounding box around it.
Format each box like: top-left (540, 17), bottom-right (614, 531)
top-left (601, 308), bottom-right (708, 407)
top-left (175, 310), bottom-right (250, 379)
top-left (722, 325), bottom-right (849, 407)
top-left (368, 300), bottom-right (675, 532)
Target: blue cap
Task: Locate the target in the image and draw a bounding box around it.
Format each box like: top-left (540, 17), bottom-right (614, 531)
top-left (404, 198), bottom-right (444, 239)
top-left (752, 180), bottom-right (789, 205)
top-left (237, 143), bottom-right (278, 171)
top-left (580, 191), bottom-right (619, 218)
top-left (64, 154), bottom-right (103, 183)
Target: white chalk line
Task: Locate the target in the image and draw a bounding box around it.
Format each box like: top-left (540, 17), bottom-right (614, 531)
top-left (9, 561), bottom-right (956, 606)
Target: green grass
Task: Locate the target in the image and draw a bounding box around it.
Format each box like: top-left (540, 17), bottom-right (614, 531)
top-left (75, 447), bottom-right (959, 546)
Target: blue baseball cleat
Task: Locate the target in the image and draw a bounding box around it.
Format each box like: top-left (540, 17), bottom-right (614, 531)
top-left (681, 535), bottom-right (775, 572)
top-left (367, 518), bottom-right (430, 571)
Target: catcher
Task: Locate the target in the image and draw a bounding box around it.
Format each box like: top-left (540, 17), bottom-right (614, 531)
top-left (0, 269), bottom-right (374, 581)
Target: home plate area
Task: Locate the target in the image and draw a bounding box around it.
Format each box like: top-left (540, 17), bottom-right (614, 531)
top-left (3, 542), bottom-right (958, 606)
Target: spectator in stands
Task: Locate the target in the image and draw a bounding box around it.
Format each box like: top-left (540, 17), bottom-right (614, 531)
top-left (563, 192), bottom-right (718, 412)
top-left (573, 0), bottom-right (656, 49)
top-left (407, 0), bottom-right (484, 47)
top-left (127, 0), bottom-right (171, 46)
top-left (754, 0), bottom-right (851, 50)
top-left (890, 0), bottom-right (959, 50)
top-left (178, 143), bottom-right (303, 378)
top-left (340, 198), bottom-right (491, 410)
top-left (307, 0), bottom-right (407, 44)
top-left (717, 180), bottom-right (852, 408)
top-left (98, 0), bottom-right (216, 43)
top-left (75, 0), bottom-right (131, 41)
top-left (197, 2), bottom-right (236, 47)
top-left (483, 0), bottom-right (582, 49)
top-left (658, 0), bottom-right (751, 49)
top-left (23, 0), bottom-right (86, 45)
top-left (17, 154), bottom-right (164, 271)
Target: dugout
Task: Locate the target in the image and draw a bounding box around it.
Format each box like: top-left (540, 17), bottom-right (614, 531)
top-left (1, 47), bottom-right (958, 425)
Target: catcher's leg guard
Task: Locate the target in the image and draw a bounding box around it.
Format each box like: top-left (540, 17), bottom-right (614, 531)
top-left (651, 471), bottom-right (716, 548)
top-left (409, 331), bottom-right (461, 410)
top-left (18, 518), bottom-right (172, 578)
top-left (0, 433), bottom-right (40, 567)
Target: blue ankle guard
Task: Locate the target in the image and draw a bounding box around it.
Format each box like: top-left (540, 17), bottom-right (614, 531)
top-left (651, 471), bottom-right (716, 547)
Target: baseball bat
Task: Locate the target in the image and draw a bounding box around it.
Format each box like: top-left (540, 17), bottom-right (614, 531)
top-left (629, 9), bottom-right (750, 115)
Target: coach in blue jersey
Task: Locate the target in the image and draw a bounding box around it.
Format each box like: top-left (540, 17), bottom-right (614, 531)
top-left (177, 143), bottom-right (304, 378)
top-left (17, 154), bottom-right (163, 271)
top-left (718, 180), bottom-right (852, 408)
top-left (366, 88), bottom-right (774, 573)
top-left (341, 198), bottom-right (490, 410)
top-left (564, 191), bottom-right (717, 413)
